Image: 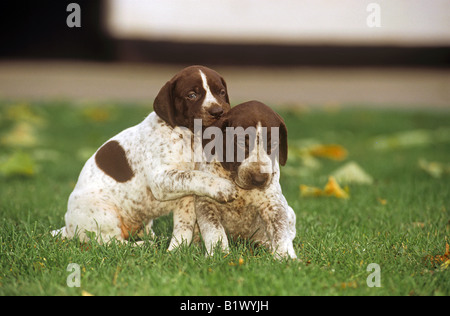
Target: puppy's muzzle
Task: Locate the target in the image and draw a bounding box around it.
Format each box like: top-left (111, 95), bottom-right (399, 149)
top-left (208, 105), bottom-right (225, 119)
top-left (251, 173), bottom-right (269, 187)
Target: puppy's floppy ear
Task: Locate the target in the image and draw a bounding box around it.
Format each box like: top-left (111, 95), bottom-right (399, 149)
top-left (216, 116), bottom-right (234, 171)
top-left (217, 115), bottom-right (230, 132)
top-left (278, 117), bottom-right (288, 166)
top-left (153, 80), bottom-right (176, 127)
top-left (220, 76), bottom-right (230, 105)
top-left (277, 113), bottom-right (288, 166)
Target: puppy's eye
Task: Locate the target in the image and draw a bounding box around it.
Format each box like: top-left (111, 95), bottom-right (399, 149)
top-left (187, 92), bottom-right (198, 100)
top-left (219, 89), bottom-right (226, 97)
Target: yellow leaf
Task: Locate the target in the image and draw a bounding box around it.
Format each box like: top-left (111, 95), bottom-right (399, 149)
top-left (419, 159), bottom-right (450, 178)
top-left (323, 176), bottom-right (349, 199)
top-left (0, 151), bottom-right (36, 177)
top-left (1, 122), bottom-right (38, 147)
top-left (300, 176), bottom-right (349, 199)
top-left (299, 184), bottom-right (323, 197)
top-left (423, 243), bottom-right (450, 269)
top-left (340, 281), bottom-right (358, 289)
top-left (81, 290), bottom-right (94, 296)
top-left (6, 103), bottom-right (45, 126)
top-left (309, 144), bottom-right (348, 161)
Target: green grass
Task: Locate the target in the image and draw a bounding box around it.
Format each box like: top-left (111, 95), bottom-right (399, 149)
top-left (0, 101), bottom-right (449, 296)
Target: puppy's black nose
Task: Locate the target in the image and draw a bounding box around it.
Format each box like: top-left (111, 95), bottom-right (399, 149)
top-left (251, 173), bottom-right (267, 187)
top-left (208, 106), bottom-right (224, 118)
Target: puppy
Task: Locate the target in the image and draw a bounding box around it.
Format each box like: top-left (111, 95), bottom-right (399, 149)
top-left (52, 65), bottom-right (236, 249)
top-left (195, 101), bottom-right (297, 259)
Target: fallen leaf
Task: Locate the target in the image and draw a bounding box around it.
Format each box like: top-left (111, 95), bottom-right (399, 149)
top-left (288, 141), bottom-right (323, 167)
top-left (441, 259), bottom-right (450, 270)
top-left (81, 290), bottom-right (94, 296)
top-left (299, 184), bottom-right (323, 197)
top-left (323, 176), bottom-right (349, 199)
top-left (418, 159), bottom-right (450, 178)
top-left (300, 176), bottom-right (349, 199)
top-left (0, 151), bottom-right (36, 177)
top-left (1, 122), bottom-right (39, 147)
top-left (439, 243), bottom-right (450, 270)
top-left (5, 103), bottom-right (46, 127)
top-left (331, 161), bottom-right (374, 185)
top-left (309, 144), bottom-right (348, 161)
top-left (340, 281), bottom-right (358, 289)
top-left (423, 243), bottom-right (450, 269)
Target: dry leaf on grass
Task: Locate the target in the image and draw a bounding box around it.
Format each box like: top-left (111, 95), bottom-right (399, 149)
top-left (1, 122), bottom-right (39, 147)
top-left (5, 103), bottom-right (46, 126)
top-left (309, 144), bottom-right (348, 161)
top-left (423, 243), bottom-right (450, 270)
top-left (0, 151), bottom-right (36, 177)
top-left (1, 103), bottom-right (46, 148)
top-left (418, 159), bottom-right (450, 178)
top-left (331, 161), bottom-right (374, 185)
top-left (300, 176), bottom-right (349, 199)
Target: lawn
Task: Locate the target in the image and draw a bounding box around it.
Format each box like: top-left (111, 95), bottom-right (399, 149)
top-left (0, 100), bottom-right (449, 296)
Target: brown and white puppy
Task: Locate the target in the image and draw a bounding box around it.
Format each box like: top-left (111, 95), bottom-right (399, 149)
top-left (154, 65), bottom-right (230, 130)
top-left (52, 65), bottom-right (236, 249)
top-left (196, 101), bottom-right (297, 259)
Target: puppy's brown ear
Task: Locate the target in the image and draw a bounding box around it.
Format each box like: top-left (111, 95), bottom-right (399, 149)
top-left (278, 120), bottom-right (288, 166)
top-left (216, 116), bottom-right (234, 171)
top-left (217, 115), bottom-right (229, 132)
top-left (220, 76), bottom-right (230, 105)
top-left (153, 81), bottom-right (176, 127)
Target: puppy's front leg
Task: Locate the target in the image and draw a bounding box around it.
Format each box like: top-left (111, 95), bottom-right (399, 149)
top-left (259, 200), bottom-right (297, 259)
top-left (195, 197), bottom-right (229, 256)
top-left (150, 168), bottom-right (237, 203)
top-left (168, 196), bottom-right (197, 251)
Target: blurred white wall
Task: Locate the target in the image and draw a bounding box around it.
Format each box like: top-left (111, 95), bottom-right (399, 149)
top-left (106, 0), bottom-right (450, 46)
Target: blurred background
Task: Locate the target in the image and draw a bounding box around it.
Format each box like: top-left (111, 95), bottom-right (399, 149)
top-left (0, 0), bottom-right (449, 108)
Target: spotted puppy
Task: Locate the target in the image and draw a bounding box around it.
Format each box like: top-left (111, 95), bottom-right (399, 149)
top-left (52, 65), bottom-right (236, 249)
top-left (196, 101), bottom-right (297, 259)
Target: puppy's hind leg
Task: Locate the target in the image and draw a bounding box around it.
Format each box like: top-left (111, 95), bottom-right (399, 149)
top-left (64, 190), bottom-right (127, 244)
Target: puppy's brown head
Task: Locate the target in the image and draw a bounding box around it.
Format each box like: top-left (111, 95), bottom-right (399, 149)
top-left (153, 65), bottom-right (230, 131)
top-left (212, 101), bottom-right (288, 190)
